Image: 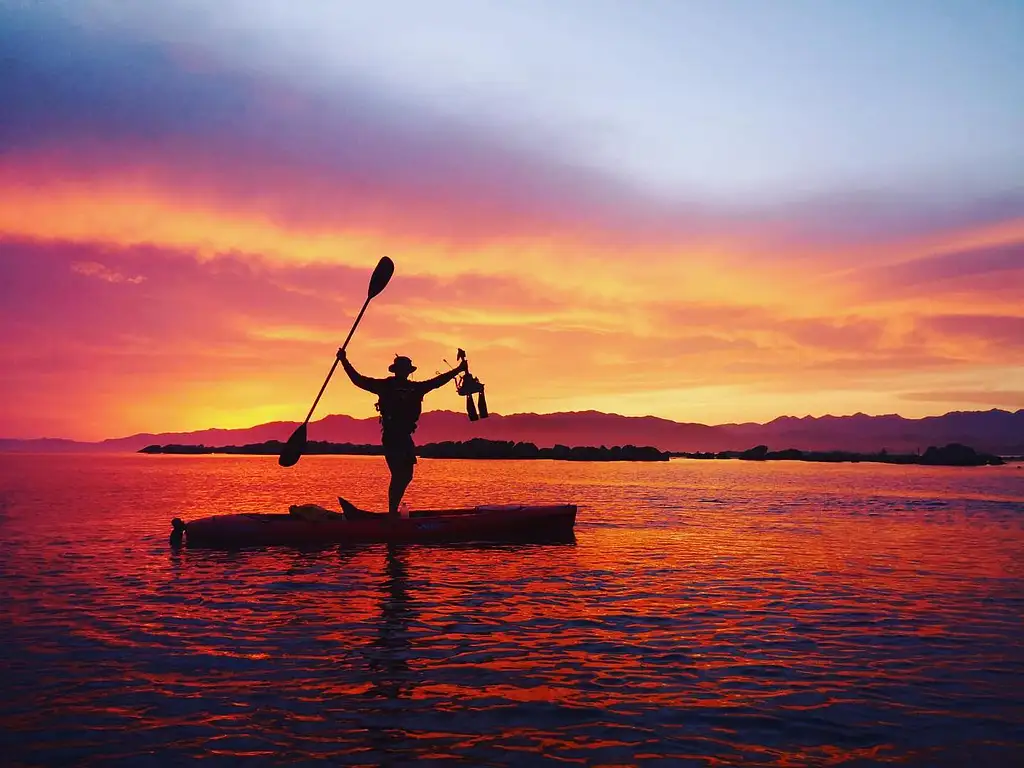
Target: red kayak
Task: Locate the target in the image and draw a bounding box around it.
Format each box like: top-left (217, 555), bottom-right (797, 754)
top-left (171, 496), bottom-right (577, 548)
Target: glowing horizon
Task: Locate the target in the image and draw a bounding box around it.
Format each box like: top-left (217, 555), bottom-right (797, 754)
top-left (1, 1), bottom-right (1022, 441)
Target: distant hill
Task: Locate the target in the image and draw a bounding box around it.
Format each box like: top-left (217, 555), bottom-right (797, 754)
top-left (719, 409), bottom-right (1024, 455)
top-left (2, 408), bottom-right (1022, 455)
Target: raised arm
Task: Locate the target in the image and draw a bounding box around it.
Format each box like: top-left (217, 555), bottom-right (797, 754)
top-left (419, 358), bottom-right (467, 393)
top-left (337, 349), bottom-right (385, 394)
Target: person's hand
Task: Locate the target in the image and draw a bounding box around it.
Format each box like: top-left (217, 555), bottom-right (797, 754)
top-left (336, 347), bottom-right (347, 363)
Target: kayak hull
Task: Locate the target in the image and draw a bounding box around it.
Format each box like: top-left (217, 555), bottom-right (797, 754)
top-left (174, 501), bottom-right (577, 548)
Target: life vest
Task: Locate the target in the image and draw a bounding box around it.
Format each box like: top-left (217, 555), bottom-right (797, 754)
top-left (376, 380), bottom-right (423, 434)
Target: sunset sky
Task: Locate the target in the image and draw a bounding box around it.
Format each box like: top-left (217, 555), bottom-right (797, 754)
top-left (2, 0), bottom-right (1022, 440)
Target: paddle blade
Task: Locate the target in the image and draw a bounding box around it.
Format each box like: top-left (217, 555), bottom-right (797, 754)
top-left (368, 256), bottom-right (394, 299)
top-left (278, 423), bottom-right (307, 467)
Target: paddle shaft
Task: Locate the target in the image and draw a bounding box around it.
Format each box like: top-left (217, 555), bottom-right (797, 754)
top-left (302, 294), bottom-right (371, 425)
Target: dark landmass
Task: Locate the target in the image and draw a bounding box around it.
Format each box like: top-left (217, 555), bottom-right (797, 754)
top-left (673, 442), bottom-right (1005, 466)
top-left (6, 407), bottom-right (1022, 456)
top-left (138, 438), bottom-right (671, 462)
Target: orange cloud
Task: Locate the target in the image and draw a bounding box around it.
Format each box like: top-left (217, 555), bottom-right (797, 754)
top-left (2, 226), bottom-right (1022, 439)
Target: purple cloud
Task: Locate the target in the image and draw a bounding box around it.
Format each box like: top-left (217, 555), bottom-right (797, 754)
top-left (3, 7), bottom-right (1022, 254)
top-left (885, 240), bottom-right (1023, 286)
top-left (921, 314), bottom-right (1024, 349)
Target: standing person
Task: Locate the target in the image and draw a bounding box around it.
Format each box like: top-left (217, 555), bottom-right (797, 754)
top-left (337, 349), bottom-right (467, 517)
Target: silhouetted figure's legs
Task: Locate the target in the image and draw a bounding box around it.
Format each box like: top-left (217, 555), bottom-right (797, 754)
top-left (388, 466), bottom-right (413, 516)
top-left (383, 431), bottom-right (417, 517)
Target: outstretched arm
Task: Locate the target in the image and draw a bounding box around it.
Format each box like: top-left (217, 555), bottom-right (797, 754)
top-left (337, 349), bottom-right (384, 394)
top-left (420, 359), bottom-right (467, 393)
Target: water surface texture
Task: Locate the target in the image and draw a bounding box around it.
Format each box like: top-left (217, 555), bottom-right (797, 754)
top-left (2, 454), bottom-right (1023, 766)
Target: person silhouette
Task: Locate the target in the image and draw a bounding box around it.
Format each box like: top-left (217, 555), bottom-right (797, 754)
top-left (337, 349), bottom-right (467, 517)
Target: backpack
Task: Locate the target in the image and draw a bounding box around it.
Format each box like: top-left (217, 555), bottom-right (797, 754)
top-left (376, 380), bottom-right (423, 434)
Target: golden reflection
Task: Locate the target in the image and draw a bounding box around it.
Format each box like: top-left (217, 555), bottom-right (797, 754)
top-left (363, 543), bottom-right (416, 701)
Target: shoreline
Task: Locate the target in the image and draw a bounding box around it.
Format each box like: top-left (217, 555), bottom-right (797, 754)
top-left (134, 438), bottom-right (1007, 466)
top-left (138, 438), bottom-right (671, 462)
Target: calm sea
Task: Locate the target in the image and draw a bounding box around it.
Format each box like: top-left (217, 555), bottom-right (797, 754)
top-left (1, 453), bottom-right (1022, 766)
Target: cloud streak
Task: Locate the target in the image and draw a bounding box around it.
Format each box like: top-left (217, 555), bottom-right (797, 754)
top-left (71, 261), bottom-right (146, 284)
top-left (901, 390), bottom-right (1024, 409)
top-left (865, 240), bottom-right (1024, 291)
top-left (921, 314), bottom-right (1024, 350)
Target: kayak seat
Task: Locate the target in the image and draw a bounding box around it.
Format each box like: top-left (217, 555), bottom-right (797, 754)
top-left (289, 503), bottom-right (345, 521)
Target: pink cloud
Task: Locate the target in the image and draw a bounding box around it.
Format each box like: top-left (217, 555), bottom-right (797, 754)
top-left (71, 261), bottom-right (146, 284)
top-left (921, 314), bottom-right (1024, 349)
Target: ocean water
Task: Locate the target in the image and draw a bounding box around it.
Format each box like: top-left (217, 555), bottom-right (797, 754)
top-left (1, 453), bottom-right (1022, 766)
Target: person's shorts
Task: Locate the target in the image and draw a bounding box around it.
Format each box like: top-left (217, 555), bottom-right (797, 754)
top-left (382, 431), bottom-right (417, 473)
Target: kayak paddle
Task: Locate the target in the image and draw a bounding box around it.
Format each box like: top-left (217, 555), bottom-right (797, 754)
top-left (278, 256), bottom-right (395, 467)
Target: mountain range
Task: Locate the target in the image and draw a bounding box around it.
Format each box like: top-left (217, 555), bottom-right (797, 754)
top-left (2, 408), bottom-right (1022, 455)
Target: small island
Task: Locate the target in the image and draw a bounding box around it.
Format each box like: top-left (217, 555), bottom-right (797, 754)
top-left (138, 437), bottom-right (671, 462)
top-left (673, 442), bottom-right (1005, 466)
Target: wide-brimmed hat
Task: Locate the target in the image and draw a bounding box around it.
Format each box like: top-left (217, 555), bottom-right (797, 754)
top-left (388, 355), bottom-right (416, 374)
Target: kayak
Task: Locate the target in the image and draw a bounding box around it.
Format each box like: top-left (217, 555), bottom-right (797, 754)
top-left (171, 496), bottom-right (577, 548)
